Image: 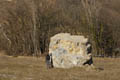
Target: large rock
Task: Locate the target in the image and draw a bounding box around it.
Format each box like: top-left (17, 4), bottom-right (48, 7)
top-left (49, 33), bottom-right (93, 68)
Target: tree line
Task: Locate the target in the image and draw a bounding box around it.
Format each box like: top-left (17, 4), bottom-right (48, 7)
top-left (0, 0), bottom-right (119, 57)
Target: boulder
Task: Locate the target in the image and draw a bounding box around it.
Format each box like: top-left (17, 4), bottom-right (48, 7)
top-left (49, 33), bottom-right (93, 68)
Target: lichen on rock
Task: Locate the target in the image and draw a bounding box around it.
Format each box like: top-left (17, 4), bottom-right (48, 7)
top-left (49, 33), bottom-right (93, 68)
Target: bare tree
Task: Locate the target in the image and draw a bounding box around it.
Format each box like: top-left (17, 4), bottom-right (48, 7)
top-left (80, 0), bottom-right (102, 56)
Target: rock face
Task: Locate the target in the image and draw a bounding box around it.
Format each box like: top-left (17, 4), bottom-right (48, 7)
top-left (49, 33), bottom-right (93, 68)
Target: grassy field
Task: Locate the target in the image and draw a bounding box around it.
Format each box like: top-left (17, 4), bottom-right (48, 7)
top-left (0, 54), bottom-right (120, 80)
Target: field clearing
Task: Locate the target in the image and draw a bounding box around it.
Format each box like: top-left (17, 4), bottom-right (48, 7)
top-left (0, 54), bottom-right (120, 80)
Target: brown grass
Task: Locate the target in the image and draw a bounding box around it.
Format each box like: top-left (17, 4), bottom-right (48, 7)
top-left (0, 54), bottom-right (120, 80)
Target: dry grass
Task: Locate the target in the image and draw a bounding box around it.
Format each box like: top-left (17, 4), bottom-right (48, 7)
top-left (0, 54), bottom-right (120, 80)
